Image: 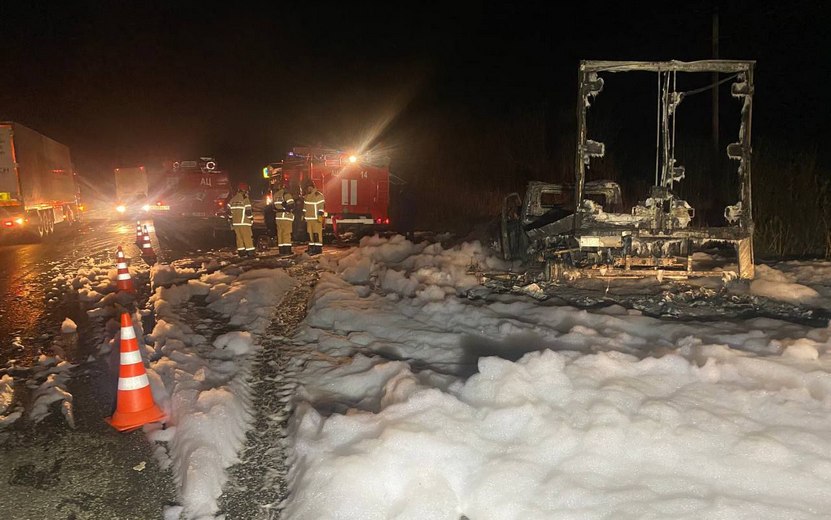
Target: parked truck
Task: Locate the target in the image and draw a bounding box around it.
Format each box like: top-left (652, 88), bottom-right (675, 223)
top-left (0, 122), bottom-right (81, 240)
top-left (113, 166), bottom-right (149, 218)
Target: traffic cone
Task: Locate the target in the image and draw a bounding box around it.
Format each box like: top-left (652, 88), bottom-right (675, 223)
top-left (134, 221), bottom-right (143, 245)
top-left (140, 225), bottom-right (157, 265)
top-left (106, 312), bottom-right (165, 432)
top-left (115, 246), bottom-right (135, 293)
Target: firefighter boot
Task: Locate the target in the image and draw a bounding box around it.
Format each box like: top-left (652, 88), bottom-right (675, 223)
top-left (280, 245), bottom-right (292, 256)
top-left (313, 234), bottom-right (321, 256)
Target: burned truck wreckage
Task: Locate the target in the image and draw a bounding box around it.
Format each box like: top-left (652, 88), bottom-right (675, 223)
top-left (499, 60), bottom-right (756, 282)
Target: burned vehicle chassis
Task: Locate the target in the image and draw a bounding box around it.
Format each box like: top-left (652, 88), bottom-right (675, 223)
top-left (501, 60), bottom-right (756, 281)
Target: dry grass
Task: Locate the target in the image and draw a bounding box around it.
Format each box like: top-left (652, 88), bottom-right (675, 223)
top-left (753, 145), bottom-right (831, 258)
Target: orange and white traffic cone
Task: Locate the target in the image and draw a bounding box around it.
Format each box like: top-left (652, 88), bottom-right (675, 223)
top-left (140, 225), bottom-right (157, 265)
top-left (115, 246), bottom-right (135, 293)
top-left (106, 312), bottom-right (165, 432)
top-left (135, 221), bottom-right (143, 246)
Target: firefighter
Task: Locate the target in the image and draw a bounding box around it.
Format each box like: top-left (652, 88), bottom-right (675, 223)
top-left (263, 189), bottom-right (277, 248)
top-left (273, 179), bottom-right (295, 255)
top-left (229, 182), bottom-right (255, 257)
top-left (303, 182), bottom-right (325, 255)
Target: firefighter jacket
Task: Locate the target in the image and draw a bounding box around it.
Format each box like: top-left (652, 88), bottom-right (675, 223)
top-left (303, 189), bottom-right (325, 221)
top-left (273, 188), bottom-right (295, 221)
top-left (229, 191), bottom-right (253, 226)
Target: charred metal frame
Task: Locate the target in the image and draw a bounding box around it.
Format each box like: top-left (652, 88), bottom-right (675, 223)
top-left (574, 60), bottom-right (756, 279)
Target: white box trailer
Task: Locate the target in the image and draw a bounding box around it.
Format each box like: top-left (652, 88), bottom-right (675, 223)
top-left (113, 166), bottom-right (149, 217)
top-left (0, 122), bottom-right (80, 239)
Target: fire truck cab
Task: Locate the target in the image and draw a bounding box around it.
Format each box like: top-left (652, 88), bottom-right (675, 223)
top-left (263, 146), bottom-right (391, 239)
top-left (153, 157), bottom-right (231, 231)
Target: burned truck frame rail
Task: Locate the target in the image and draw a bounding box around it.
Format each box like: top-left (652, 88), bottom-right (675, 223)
top-left (566, 59), bottom-right (756, 280)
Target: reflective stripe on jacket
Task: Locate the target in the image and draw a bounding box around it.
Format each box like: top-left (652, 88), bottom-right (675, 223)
top-left (229, 192), bottom-right (253, 226)
top-left (303, 189), bottom-right (325, 220)
top-left (274, 188), bottom-right (295, 221)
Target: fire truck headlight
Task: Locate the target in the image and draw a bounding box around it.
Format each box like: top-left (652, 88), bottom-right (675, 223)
top-left (14, 217), bottom-right (24, 225)
top-left (116, 205), bottom-right (126, 213)
top-left (348, 155), bottom-right (358, 163)
top-left (142, 204), bottom-right (151, 212)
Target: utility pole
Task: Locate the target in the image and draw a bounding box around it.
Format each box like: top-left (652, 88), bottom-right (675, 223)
top-left (712, 6), bottom-right (720, 158)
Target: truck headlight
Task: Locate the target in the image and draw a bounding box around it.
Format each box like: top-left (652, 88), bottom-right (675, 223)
top-left (14, 217), bottom-right (24, 225)
top-left (116, 205), bottom-right (126, 213)
top-left (142, 204), bottom-right (150, 211)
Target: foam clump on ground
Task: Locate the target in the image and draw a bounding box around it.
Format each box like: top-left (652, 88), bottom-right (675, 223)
top-left (60, 318), bottom-right (77, 333)
top-left (750, 264), bottom-right (821, 305)
top-left (144, 264), bottom-right (296, 518)
top-left (282, 236), bottom-right (831, 519)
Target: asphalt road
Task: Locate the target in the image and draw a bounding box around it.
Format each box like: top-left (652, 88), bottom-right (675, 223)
top-left (0, 220), bottom-right (136, 366)
top-left (0, 217), bottom-right (231, 519)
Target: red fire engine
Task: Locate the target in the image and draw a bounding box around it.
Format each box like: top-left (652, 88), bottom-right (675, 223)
top-left (264, 146), bottom-right (391, 237)
top-left (152, 157), bottom-right (231, 229)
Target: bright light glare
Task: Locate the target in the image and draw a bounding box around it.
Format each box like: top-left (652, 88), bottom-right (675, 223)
top-left (142, 204), bottom-right (151, 211)
top-left (14, 217), bottom-right (24, 225)
top-left (116, 205), bottom-right (126, 213)
top-left (348, 155), bottom-right (358, 163)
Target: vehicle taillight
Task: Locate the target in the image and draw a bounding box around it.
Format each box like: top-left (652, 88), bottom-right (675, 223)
top-left (3, 221), bottom-right (12, 227)
top-left (375, 218), bottom-right (382, 224)
top-left (216, 199), bottom-right (225, 206)
top-left (384, 218), bottom-right (390, 224)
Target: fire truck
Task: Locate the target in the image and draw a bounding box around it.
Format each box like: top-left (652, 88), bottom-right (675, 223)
top-left (152, 157), bottom-right (231, 230)
top-left (263, 146), bottom-right (391, 238)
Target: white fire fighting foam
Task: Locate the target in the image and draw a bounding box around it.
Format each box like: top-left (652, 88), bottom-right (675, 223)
top-left (0, 375), bottom-right (15, 418)
top-left (279, 235), bottom-right (831, 519)
top-left (143, 265), bottom-right (296, 519)
top-left (55, 236), bottom-right (831, 518)
top-left (60, 318), bottom-right (77, 333)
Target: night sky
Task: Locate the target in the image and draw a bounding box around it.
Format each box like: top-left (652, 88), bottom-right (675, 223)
top-left (1, 1), bottom-right (828, 190)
